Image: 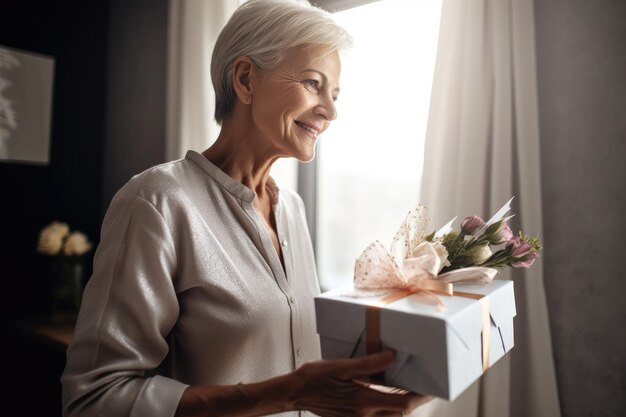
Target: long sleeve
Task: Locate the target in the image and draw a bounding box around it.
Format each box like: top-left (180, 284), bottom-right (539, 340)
top-left (61, 185), bottom-right (188, 417)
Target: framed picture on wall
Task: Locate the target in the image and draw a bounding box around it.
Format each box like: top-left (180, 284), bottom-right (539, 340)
top-left (0, 45), bottom-right (54, 165)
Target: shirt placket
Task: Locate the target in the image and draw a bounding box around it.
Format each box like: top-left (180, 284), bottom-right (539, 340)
top-left (242, 200), bottom-right (302, 371)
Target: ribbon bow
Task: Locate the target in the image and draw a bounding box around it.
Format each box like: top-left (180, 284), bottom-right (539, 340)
top-left (353, 206), bottom-right (498, 310)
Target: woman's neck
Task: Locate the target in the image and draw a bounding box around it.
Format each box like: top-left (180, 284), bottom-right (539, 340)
top-left (201, 120), bottom-right (279, 201)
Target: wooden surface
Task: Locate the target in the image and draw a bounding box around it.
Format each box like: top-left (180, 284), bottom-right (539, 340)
top-left (12, 315), bottom-right (76, 351)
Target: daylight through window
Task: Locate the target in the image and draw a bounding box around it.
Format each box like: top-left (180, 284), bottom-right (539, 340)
top-left (316, 0), bottom-right (443, 290)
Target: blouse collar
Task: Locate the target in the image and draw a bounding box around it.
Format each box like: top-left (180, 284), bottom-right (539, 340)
top-left (186, 150), bottom-right (280, 205)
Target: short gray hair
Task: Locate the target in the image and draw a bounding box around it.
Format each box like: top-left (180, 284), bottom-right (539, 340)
top-left (211, 0), bottom-right (352, 123)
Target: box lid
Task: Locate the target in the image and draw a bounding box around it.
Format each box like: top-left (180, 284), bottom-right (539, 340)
top-left (453, 280), bottom-right (517, 328)
top-left (315, 280), bottom-right (516, 355)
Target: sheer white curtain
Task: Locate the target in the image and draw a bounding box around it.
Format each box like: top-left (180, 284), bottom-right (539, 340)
top-left (415, 0), bottom-right (561, 417)
top-left (166, 0), bottom-right (244, 161)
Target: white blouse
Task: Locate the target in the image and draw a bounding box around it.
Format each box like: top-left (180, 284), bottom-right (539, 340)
top-left (62, 150), bottom-right (321, 417)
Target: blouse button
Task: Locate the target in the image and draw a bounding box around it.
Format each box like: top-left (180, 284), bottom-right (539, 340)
top-left (296, 347), bottom-right (303, 357)
top-left (281, 240), bottom-right (288, 247)
top-left (289, 296), bottom-right (296, 304)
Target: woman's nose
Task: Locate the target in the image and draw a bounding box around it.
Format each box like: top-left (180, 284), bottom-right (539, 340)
top-left (314, 95), bottom-right (337, 121)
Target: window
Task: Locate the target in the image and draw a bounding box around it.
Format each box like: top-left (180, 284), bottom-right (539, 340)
top-left (270, 0), bottom-right (442, 291)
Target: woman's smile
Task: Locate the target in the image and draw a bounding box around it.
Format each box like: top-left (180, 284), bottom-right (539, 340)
top-left (295, 120), bottom-right (321, 140)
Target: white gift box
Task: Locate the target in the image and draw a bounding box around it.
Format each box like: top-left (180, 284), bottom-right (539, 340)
top-left (315, 280), bottom-right (516, 400)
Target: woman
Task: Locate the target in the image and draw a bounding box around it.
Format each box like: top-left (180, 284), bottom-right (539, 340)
top-left (62, 1), bottom-right (429, 416)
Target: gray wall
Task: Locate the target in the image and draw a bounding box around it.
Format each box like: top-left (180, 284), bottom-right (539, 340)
top-left (534, 1), bottom-right (626, 416)
top-left (102, 0), bottom-right (169, 213)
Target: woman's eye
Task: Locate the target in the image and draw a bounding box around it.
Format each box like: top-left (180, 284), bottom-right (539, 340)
top-left (302, 79), bottom-right (321, 91)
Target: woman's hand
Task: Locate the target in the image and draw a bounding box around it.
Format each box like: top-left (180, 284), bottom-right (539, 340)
top-left (175, 351), bottom-right (431, 417)
top-left (281, 351), bottom-right (432, 416)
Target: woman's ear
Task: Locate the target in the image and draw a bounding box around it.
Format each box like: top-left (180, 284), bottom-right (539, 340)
top-left (232, 56), bottom-right (256, 105)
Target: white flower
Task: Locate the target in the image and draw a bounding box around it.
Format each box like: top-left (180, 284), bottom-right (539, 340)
top-left (63, 231), bottom-right (93, 256)
top-left (471, 244), bottom-right (493, 265)
top-left (37, 221), bottom-right (70, 255)
top-left (432, 240), bottom-right (450, 272)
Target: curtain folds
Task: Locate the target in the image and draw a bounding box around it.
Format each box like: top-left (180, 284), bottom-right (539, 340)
top-left (166, 0), bottom-right (243, 161)
top-left (417, 0), bottom-right (561, 416)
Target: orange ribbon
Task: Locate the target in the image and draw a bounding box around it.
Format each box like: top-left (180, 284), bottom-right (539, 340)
top-left (453, 291), bottom-right (491, 372)
top-left (365, 285), bottom-right (492, 374)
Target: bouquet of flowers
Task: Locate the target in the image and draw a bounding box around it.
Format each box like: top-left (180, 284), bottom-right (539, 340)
top-left (37, 221), bottom-right (93, 259)
top-left (353, 197), bottom-right (541, 301)
top-left (37, 221), bottom-right (93, 315)
top-left (424, 198), bottom-right (541, 274)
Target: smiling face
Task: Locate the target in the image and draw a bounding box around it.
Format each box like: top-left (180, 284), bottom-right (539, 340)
top-left (250, 44), bottom-right (341, 162)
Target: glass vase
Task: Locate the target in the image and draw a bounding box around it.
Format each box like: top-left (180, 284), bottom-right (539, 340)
top-left (52, 259), bottom-right (84, 317)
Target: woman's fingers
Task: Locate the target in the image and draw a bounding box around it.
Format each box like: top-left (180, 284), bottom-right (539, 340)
top-left (290, 353), bottom-right (433, 416)
top-left (347, 387), bottom-right (428, 417)
top-left (359, 388), bottom-right (420, 411)
top-left (335, 351), bottom-right (396, 379)
top-left (410, 394), bottom-right (434, 409)
top-left (350, 380), bottom-right (433, 415)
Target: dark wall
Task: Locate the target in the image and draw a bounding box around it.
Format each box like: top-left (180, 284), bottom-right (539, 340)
top-left (0, 1), bottom-right (109, 320)
top-left (103, 0), bottom-right (169, 212)
top-left (1, 1), bottom-right (169, 415)
top-left (0, 0), bottom-right (169, 320)
top-left (0, 2), bottom-right (109, 416)
top-left (535, 1), bottom-right (626, 416)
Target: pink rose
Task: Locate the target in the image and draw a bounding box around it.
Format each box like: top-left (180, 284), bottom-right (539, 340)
top-left (491, 222), bottom-right (513, 244)
top-left (512, 251), bottom-right (540, 268)
top-left (506, 236), bottom-right (533, 258)
top-left (461, 215), bottom-right (485, 235)
top-left (507, 236), bottom-right (540, 268)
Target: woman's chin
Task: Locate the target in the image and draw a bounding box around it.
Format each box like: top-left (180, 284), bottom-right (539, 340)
top-left (297, 148), bottom-right (317, 163)
top-left (288, 143), bottom-right (317, 163)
